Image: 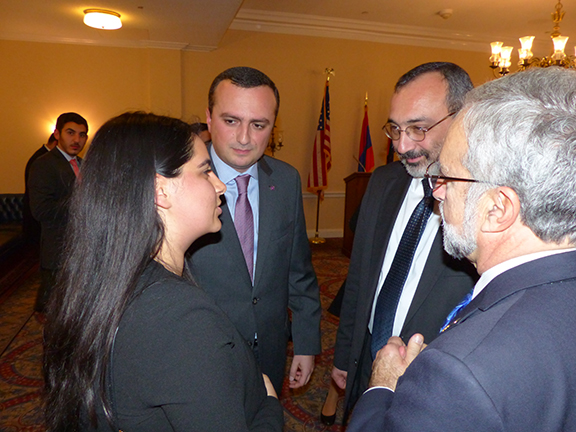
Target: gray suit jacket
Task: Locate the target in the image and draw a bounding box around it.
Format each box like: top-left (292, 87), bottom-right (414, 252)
top-left (334, 162), bottom-right (478, 410)
top-left (187, 155), bottom-right (321, 393)
top-left (347, 250), bottom-right (576, 432)
top-left (28, 147), bottom-right (79, 270)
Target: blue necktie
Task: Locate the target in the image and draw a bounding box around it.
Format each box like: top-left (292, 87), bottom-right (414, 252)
top-left (440, 290), bottom-right (473, 333)
top-left (371, 179), bottom-right (434, 359)
top-left (234, 175), bottom-right (254, 282)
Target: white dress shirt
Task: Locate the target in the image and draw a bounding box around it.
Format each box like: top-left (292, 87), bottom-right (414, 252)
top-left (369, 177), bottom-right (441, 336)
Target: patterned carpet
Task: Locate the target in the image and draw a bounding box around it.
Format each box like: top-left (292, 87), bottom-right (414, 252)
top-left (0, 238), bottom-right (349, 431)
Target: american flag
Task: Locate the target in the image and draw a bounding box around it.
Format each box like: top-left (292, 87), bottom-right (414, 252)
top-left (307, 80), bottom-right (331, 193)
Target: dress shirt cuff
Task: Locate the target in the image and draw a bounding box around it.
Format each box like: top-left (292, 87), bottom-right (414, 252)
top-left (364, 385), bottom-right (395, 395)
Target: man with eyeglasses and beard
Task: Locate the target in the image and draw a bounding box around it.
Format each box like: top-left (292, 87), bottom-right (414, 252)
top-left (346, 65), bottom-right (576, 432)
top-left (330, 63), bottom-right (478, 420)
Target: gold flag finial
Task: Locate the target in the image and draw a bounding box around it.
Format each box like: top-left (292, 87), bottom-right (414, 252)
top-left (325, 68), bottom-right (335, 81)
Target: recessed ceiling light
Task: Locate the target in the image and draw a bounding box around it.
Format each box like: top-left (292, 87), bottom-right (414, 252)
top-left (83, 9), bottom-right (122, 30)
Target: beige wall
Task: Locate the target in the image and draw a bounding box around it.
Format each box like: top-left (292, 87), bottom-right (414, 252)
top-left (0, 31), bottom-right (494, 236)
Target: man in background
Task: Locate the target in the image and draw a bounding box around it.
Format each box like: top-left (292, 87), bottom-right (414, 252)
top-left (28, 112), bottom-right (88, 312)
top-left (188, 67), bottom-right (321, 394)
top-left (195, 122), bottom-right (211, 144)
top-left (347, 66), bottom-right (576, 432)
top-left (331, 63), bottom-right (477, 415)
top-left (23, 133), bottom-right (58, 244)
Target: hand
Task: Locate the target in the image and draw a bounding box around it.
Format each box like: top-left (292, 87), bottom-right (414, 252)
top-left (331, 366), bottom-right (348, 390)
top-left (289, 355), bottom-right (315, 388)
top-left (262, 374), bottom-right (278, 398)
top-left (368, 333), bottom-right (425, 391)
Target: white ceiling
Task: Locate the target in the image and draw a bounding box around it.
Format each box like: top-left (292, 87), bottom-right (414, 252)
top-left (1, 0), bottom-right (573, 54)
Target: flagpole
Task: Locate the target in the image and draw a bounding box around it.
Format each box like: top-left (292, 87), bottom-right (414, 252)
top-left (310, 191), bottom-right (326, 244)
top-left (353, 154), bottom-right (367, 172)
top-left (310, 68), bottom-right (334, 245)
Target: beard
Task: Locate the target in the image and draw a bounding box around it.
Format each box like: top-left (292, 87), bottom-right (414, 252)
top-left (398, 139), bottom-right (443, 178)
top-left (439, 197), bottom-right (478, 260)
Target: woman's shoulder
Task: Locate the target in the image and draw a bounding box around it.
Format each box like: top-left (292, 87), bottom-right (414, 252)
top-left (127, 260), bottom-right (224, 322)
top-left (115, 262), bottom-right (242, 363)
top-left (137, 260), bottom-right (206, 297)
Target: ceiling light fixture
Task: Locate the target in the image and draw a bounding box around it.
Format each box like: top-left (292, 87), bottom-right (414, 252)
top-left (489, 0), bottom-right (574, 76)
top-left (83, 9), bottom-right (122, 30)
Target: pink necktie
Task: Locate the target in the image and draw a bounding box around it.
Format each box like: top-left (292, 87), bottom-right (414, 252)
top-left (70, 159), bottom-right (80, 177)
top-left (234, 174), bottom-right (254, 282)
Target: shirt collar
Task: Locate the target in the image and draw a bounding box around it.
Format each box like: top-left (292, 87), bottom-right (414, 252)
top-left (210, 146), bottom-right (259, 184)
top-left (472, 248), bottom-right (576, 299)
top-left (56, 146), bottom-right (76, 162)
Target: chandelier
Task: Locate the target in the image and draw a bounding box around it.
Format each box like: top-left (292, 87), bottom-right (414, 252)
top-left (489, 0), bottom-right (575, 76)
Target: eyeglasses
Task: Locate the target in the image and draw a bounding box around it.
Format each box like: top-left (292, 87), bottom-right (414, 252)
top-left (424, 161), bottom-right (483, 193)
top-left (383, 112), bottom-right (456, 142)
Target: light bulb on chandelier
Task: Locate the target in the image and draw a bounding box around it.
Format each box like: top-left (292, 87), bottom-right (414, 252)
top-left (489, 0), bottom-right (575, 76)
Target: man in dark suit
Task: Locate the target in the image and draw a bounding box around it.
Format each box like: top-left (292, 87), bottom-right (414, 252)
top-left (28, 112), bottom-right (88, 312)
top-left (347, 66), bottom-right (576, 432)
top-left (188, 67), bottom-right (321, 394)
top-left (331, 63), bottom-right (478, 415)
top-left (23, 133), bottom-right (58, 244)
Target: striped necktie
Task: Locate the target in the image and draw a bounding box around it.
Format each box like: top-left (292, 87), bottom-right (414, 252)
top-left (371, 178), bottom-right (434, 359)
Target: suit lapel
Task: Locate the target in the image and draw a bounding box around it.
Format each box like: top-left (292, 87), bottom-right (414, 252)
top-left (50, 148), bottom-right (77, 185)
top-left (403, 226), bottom-right (444, 325)
top-left (367, 170), bottom-right (411, 300)
top-left (253, 158), bottom-right (274, 288)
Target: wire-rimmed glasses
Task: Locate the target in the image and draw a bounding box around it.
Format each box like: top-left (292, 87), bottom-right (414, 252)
top-left (383, 112), bottom-right (456, 142)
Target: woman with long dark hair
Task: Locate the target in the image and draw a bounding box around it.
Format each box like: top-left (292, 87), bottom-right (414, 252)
top-left (43, 112), bottom-right (283, 431)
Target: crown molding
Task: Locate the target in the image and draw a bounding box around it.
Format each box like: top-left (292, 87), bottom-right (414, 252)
top-left (0, 32), bottom-right (216, 52)
top-left (231, 9), bottom-right (489, 53)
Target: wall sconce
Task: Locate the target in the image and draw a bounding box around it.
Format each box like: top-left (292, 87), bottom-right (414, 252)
top-left (267, 127), bottom-right (284, 156)
top-left (84, 9), bottom-right (122, 30)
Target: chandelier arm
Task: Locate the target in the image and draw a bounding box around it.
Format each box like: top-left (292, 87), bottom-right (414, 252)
top-left (487, 0), bottom-right (575, 76)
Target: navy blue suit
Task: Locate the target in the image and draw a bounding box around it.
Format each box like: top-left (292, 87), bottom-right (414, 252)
top-left (348, 250), bottom-right (576, 432)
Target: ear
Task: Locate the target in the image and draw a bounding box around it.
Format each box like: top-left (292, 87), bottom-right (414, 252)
top-left (480, 187), bottom-right (520, 233)
top-left (205, 107), bottom-right (212, 132)
top-left (155, 174), bottom-right (171, 210)
top-left (53, 129), bottom-right (61, 141)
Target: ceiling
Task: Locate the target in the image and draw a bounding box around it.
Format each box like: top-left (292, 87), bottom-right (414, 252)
top-left (1, 0), bottom-right (573, 54)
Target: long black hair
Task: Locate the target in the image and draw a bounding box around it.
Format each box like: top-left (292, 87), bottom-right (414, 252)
top-left (43, 112), bottom-right (195, 431)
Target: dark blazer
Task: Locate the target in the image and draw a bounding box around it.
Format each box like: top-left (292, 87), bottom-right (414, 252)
top-left (188, 155), bottom-right (322, 393)
top-left (23, 145), bottom-right (49, 242)
top-left (333, 162), bottom-right (477, 410)
top-left (92, 260), bottom-right (283, 432)
top-left (27, 147), bottom-right (79, 269)
top-left (347, 250), bottom-right (576, 432)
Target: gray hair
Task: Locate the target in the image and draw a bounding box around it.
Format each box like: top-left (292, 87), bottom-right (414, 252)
top-left (462, 67), bottom-right (576, 244)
